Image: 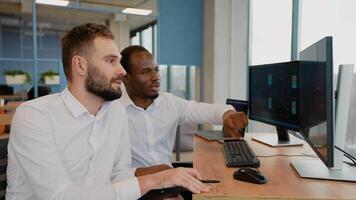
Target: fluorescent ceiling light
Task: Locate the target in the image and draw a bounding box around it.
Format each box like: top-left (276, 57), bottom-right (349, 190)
top-left (122, 8), bottom-right (152, 16)
top-left (36, 0), bottom-right (70, 7)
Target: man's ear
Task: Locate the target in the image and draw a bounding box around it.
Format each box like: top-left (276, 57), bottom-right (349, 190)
top-left (72, 55), bottom-right (87, 76)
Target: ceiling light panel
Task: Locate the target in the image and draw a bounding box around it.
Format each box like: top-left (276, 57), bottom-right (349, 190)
top-left (122, 8), bottom-right (152, 16)
top-left (36, 0), bottom-right (70, 7)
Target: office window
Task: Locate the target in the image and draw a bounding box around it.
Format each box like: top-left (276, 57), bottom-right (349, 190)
top-left (300, 0), bottom-right (356, 73)
top-left (300, 0), bottom-right (356, 156)
top-left (189, 66), bottom-right (195, 100)
top-left (130, 22), bottom-right (195, 99)
top-left (170, 65), bottom-right (186, 98)
top-left (250, 0), bottom-right (292, 65)
top-left (141, 26), bottom-right (153, 53)
top-left (130, 33), bottom-right (140, 45)
top-left (153, 24), bottom-right (157, 61)
top-left (250, 0), bottom-right (292, 132)
top-left (159, 65), bottom-right (168, 92)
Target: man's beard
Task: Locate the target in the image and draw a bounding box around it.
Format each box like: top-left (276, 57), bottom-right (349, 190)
top-left (85, 63), bottom-right (122, 101)
top-left (147, 92), bottom-right (159, 100)
top-left (133, 83), bottom-right (160, 100)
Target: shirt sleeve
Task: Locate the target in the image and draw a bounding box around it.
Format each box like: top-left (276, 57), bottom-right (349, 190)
top-left (8, 104), bottom-right (139, 200)
top-left (111, 110), bottom-right (141, 199)
top-left (170, 94), bottom-right (235, 125)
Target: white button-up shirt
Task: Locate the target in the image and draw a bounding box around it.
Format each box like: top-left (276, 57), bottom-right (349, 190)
top-left (6, 88), bottom-right (140, 200)
top-left (119, 90), bottom-right (233, 167)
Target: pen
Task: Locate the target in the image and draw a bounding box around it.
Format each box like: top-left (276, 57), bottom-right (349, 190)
top-left (199, 179), bottom-right (221, 183)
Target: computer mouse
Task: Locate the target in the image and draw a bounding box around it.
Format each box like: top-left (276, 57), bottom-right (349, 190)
top-left (233, 167), bottom-right (267, 184)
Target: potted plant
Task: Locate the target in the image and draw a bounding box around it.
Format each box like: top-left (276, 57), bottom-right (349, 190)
top-left (40, 70), bottom-right (60, 85)
top-left (3, 70), bottom-right (31, 85)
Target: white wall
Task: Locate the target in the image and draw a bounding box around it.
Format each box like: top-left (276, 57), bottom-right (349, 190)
top-left (203, 0), bottom-right (249, 104)
top-left (109, 20), bottom-right (130, 52)
top-left (203, 0), bottom-right (275, 132)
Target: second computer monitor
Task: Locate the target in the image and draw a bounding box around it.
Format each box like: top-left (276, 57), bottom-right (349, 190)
top-left (249, 61), bottom-right (327, 147)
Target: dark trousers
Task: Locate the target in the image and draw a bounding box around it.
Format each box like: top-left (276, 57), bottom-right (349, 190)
top-left (181, 191), bottom-right (192, 200)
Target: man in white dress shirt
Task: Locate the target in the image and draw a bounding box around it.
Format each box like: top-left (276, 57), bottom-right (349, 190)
top-left (119, 45), bottom-right (248, 174)
top-left (6, 23), bottom-right (209, 200)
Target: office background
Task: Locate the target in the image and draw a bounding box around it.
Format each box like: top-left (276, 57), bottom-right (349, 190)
top-left (0, 0), bottom-right (355, 156)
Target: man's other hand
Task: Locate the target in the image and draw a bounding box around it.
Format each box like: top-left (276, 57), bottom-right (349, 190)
top-left (223, 110), bottom-right (248, 138)
top-left (138, 167), bottom-right (210, 195)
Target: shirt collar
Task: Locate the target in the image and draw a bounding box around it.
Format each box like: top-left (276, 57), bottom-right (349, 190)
top-left (120, 87), bottom-right (161, 110)
top-left (120, 87), bottom-right (135, 108)
top-left (61, 87), bottom-right (111, 118)
top-left (61, 87), bottom-right (88, 118)
top-left (150, 95), bottom-right (161, 109)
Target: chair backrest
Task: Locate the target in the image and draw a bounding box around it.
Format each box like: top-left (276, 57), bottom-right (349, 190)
top-left (0, 138), bottom-right (8, 200)
top-left (27, 86), bottom-right (51, 100)
top-left (0, 85), bottom-right (13, 96)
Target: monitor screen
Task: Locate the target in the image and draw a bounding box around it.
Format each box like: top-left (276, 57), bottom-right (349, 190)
top-left (249, 62), bottom-right (300, 131)
top-left (249, 61), bottom-right (327, 128)
top-left (249, 60), bottom-right (330, 150)
top-left (299, 37), bottom-right (334, 167)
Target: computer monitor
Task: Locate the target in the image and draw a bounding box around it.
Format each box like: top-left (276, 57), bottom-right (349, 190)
top-left (247, 61), bottom-right (323, 147)
top-left (290, 37), bottom-right (356, 181)
top-left (298, 37), bottom-right (334, 167)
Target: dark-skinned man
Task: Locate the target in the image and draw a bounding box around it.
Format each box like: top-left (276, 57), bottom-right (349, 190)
top-left (119, 45), bottom-right (248, 176)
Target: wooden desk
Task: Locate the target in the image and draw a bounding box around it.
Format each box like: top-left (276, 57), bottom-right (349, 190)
top-left (0, 101), bottom-right (23, 111)
top-left (0, 93), bottom-right (27, 101)
top-left (193, 134), bottom-right (356, 200)
top-left (0, 113), bottom-right (14, 126)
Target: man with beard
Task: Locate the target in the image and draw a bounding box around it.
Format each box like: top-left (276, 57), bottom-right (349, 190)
top-left (6, 23), bottom-right (210, 200)
top-left (119, 45), bottom-right (248, 175)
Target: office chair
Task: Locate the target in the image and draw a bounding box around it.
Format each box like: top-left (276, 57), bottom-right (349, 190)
top-left (173, 125), bottom-right (193, 168)
top-left (27, 86), bottom-right (51, 100)
top-left (0, 137), bottom-right (9, 200)
top-left (0, 85), bottom-right (13, 96)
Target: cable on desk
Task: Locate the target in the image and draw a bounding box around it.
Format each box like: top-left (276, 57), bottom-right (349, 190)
top-left (343, 154), bottom-right (356, 165)
top-left (344, 161), bottom-right (356, 167)
top-left (288, 130), bottom-right (305, 141)
top-left (256, 154), bottom-right (318, 158)
top-left (335, 145), bottom-right (356, 165)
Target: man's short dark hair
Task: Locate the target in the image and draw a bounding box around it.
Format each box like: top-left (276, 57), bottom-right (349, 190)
top-left (120, 45), bottom-right (149, 74)
top-left (61, 23), bottom-right (114, 81)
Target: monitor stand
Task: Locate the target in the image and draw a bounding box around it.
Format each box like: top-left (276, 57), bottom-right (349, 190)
top-left (251, 126), bottom-right (305, 147)
top-left (291, 160), bottom-right (356, 182)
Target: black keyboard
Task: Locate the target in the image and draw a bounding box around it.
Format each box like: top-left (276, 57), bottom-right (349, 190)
top-left (223, 140), bottom-right (260, 168)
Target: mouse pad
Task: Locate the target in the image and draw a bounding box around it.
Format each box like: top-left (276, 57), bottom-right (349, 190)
top-left (138, 186), bottom-right (187, 200)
